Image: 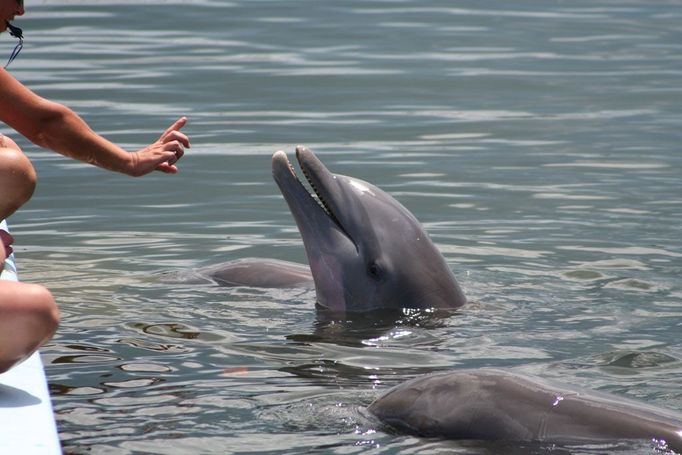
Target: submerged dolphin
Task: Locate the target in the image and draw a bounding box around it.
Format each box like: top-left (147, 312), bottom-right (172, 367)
top-left (368, 369), bottom-right (682, 452)
top-left (194, 146), bottom-right (466, 313)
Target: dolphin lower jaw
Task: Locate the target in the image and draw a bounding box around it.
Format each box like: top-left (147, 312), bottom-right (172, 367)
top-left (311, 275), bottom-right (347, 313)
top-left (303, 240), bottom-right (363, 313)
top-left (273, 150), bottom-right (359, 313)
top-left (273, 150), bottom-right (356, 248)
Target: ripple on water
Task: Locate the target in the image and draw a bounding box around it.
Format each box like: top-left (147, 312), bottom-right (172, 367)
top-left (603, 278), bottom-right (667, 293)
top-left (562, 270), bottom-right (606, 281)
top-left (17, 0), bottom-right (682, 453)
top-left (119, 363), bottom-right (173, 373)
top-left (594, 351), bottom-right (680, 370)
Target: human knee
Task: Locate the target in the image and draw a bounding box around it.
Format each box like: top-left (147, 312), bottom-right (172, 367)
top-left (0, 284), bottom-right (58, 373)
top-left (0, 147), bottom-right (38, 214)
top-left (23, 284), bottom-right (60, 338)
top-left (36, 286), bottom-right (59, 337)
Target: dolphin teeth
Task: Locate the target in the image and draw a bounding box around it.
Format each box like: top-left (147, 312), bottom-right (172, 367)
top-left (301, 166), bottom-right (342, 226)
top-left (287, 159), bottom-right (297, 176)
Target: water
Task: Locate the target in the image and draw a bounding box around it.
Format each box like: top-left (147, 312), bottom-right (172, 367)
top-left (3, 0), bottom-right (681, 453)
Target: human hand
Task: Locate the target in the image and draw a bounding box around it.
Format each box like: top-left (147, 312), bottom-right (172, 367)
top-left (129, 117), bottom-right (191, 176)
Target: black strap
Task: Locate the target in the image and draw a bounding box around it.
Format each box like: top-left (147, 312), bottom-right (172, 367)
top-left (4, 22), bottom-right (24, 69)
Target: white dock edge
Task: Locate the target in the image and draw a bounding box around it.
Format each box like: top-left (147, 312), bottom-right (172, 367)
top-left (0, 220), bottom-right (62, 454)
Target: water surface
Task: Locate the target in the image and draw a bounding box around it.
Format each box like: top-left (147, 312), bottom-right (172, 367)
top-left (3, 1), bottom-right (681, 453)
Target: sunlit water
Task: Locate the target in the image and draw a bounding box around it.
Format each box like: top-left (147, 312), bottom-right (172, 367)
top-left (2, 1), bottom-right (681, 453)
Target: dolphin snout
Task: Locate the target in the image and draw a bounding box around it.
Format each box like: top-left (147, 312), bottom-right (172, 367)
top-left (272, 150), bottom-right (294, 179)
top-left (272, 150), bottom-right (288, 168)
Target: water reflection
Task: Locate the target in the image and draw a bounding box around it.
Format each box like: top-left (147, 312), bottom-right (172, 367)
top-left (288, 307), bottom-right (454, 347)
top-left (11, 0), bottom-right (682, 453)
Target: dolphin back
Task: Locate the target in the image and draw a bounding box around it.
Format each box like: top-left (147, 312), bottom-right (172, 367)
top-left (368, 369), bottom-right (682, 451)
top-left (166, 258), bottom-right (314, 288)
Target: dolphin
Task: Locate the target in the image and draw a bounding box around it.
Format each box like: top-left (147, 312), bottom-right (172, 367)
top-left (192, 146), bottom-right (466, 314)
top-left (180, 258), bottom-right (313, 288)
top-left (368, 369), bottom-right (682, 452)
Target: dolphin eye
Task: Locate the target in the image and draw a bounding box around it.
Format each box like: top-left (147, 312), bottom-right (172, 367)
top-left (367, 262), bottom-right (383, 280)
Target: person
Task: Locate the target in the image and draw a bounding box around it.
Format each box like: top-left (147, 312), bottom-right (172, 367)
top-left (1, 234), bottom-right (58, 374)
top-left (0, 0), bottom-right (190, 373)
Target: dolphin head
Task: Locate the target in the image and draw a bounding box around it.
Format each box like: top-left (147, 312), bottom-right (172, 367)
top-left (272, 146), bottom-right (466, 314)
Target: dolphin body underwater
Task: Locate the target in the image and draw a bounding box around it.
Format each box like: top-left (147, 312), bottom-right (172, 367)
top-left (187, 146), bottom-right (682, 451)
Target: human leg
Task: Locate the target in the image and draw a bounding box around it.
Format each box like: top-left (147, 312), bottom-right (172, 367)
top-left (0, 138), bottom-right (58, 374)
top-left (0, 280), bottom-right (59, 374)
top-left (0, 238), bottom-right (59, 374)
top-left (0, 134), bottom-right (37, 221)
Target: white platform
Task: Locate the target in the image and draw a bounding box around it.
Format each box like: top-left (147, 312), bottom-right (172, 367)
top-left (0, 220), bottom-right (61, 454)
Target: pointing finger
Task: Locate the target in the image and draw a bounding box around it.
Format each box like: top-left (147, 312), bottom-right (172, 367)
top-left (162, 117), bottom-right (188, 138)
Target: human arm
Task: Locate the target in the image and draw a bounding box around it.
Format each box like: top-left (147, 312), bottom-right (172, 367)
top-left (0, 68), bottom-right (189, 176)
